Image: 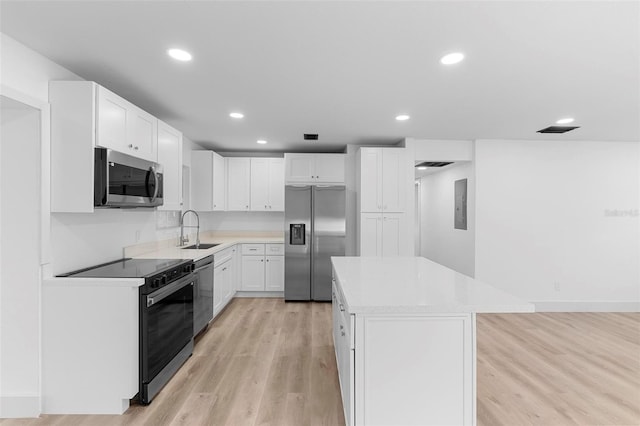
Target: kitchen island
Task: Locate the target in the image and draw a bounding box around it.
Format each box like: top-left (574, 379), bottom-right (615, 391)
top-left (330, 256), bottom-right (534, 426)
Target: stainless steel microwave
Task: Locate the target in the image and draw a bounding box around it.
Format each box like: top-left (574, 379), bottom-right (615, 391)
top-left (94, 148), bottom-right (163, 208)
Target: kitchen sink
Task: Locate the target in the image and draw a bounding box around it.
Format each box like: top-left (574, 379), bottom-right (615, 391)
top-left (181, 243), bottom-right (220, 250)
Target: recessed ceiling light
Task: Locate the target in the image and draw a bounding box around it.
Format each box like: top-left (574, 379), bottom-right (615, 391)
top-left (396, 114), bottom-right (410, 121)
top-left (417, 166), bottom-right (427, 170)
top-left (556, 117), bottom-right (574, 124)
top-left (229, 112), bottom-right (244, 119)
top-left (440, 52), bottom-right (464, 65)
top-left (167, 48), bottom-right (192, 62)
top-left (257, 140), bottom-right (267, 145)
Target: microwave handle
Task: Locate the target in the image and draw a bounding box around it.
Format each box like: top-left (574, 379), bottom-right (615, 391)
top-left (150, 166), bottom-right (159, 203)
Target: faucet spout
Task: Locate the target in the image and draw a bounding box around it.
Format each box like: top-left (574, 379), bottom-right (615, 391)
top-left (179, 210), bottom-right (200, 247)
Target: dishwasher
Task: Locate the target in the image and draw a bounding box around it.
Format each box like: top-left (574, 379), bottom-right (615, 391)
top-left (193, 255), bottom-right (214, 335)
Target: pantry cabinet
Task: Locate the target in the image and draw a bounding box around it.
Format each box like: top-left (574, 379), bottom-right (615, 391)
top-left (227, 158), bottom-right (251, 211)
top-left (284, 153), bottom-right (345, 184)
top-left (191, 151), bottom-right (226, 211)
top-left (250, 158), bottom-right (284, 211)
top-left (357, 147), bottom-right (411, 256)
top-left (157, 121), bottom-right (183, 211)
top-left (358, 147), bottom-right (405, 212)
top-left (359, 212), bottom-right (408, 257)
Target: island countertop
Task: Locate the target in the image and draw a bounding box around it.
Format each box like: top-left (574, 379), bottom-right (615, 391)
top-left (331, 256), bottom-right (535, 314)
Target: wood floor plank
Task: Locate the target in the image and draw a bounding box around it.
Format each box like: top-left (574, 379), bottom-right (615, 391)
top-left (3, 303), bottom-right (638, 426)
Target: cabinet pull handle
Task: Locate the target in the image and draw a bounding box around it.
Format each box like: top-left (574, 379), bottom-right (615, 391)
top-left (341, 331), bottom-right (346, 336)
top-left (128, 144), bottom-right (133, 148)
top-left (340, 325), bottom-right (344, 330)
top-left (339, 303), bottom-right (344, 312)
top-left (134, 146), bottom-right (139, 150)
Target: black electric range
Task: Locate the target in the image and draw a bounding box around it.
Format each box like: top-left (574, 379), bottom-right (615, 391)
top-left (59, 257), bottom-right (196, 404)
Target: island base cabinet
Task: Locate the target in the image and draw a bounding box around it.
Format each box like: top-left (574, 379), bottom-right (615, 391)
top-left (354, 313), bottom-right (476, 426)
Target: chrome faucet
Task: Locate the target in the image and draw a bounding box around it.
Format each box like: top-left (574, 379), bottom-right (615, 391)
top-left (179, 210), bottom-right (200, 247)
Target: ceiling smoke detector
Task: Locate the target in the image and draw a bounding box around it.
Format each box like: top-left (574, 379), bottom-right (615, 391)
top-left (304, 134), bottom-right (319, 140)
top-left (415, 161), bottom-right (454, 168)
top-left (537, 126), bottom-right (580, 134)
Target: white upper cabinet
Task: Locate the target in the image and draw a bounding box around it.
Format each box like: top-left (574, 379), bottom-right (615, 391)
top-left (250, 158), bottom-right (284, 211)
top-left (227, 158), bottom-right (251, 211)
top-left (96, 85), bottom-right (157, 162)
top-left (49, 81), bottom-right (161, 212)
top-left (212, 153), bottom-right (226, 211)
top-left (157, 121), bottom-right (183, 211)
top-left (358, 147), bottom-right (406, 213)
top-left (284, 153), bottom-right (345, 184)
top-left (191, 151), bottom-right (226, 211)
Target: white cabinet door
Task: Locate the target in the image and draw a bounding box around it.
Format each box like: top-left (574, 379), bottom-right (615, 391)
top-left (130, 107), bottom-right (157, 162)
top-left (213, 263), bottom-right (225, 317)
top-left (96, 86), bottom-right (157, 161)
top-left (381, 213), bottom-right (405, 257)
top-left (227, 158), bottom-right (251, 211)
top-left (315, 154), bottom-right (345, 183)
top-left (250, 158), bottom-right (270, 211)
top-left (359, 213), bottom-right (382, 256)
top-left (359, 148), bottom-right (382, 212)
top-left (191, 151), bottom-right (214, 211)
top-left (96, 87), bottom-right (128, 153)
top-left (223, 260), bottom-right (235, 304)
top-left (285, 154), bottom-right (314, 183)
top-left (381, 149), bottom-right (405, 212)
top-left (268, 158), bottom-right (285, 211)
top-left (232, 245), bottom-right (241, 292)
top-left (265, 256), bottom-right (284, 291)
top-left (212, 152), bottom-right (226, 211)
top-left (157, 121), bottom-right (182, 211)
top-left (241, 256), bottom-right (265, 291)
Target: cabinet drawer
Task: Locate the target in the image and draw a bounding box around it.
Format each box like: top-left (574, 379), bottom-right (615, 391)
top-left (242, 244), bottom-right (265, 255)
top-left (266, 243), bottom-right (284, 255)
top-left (214, 246), bottom-right (234, 266)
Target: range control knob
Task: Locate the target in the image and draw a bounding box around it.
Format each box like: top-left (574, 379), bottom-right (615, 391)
top-left (152, 277), bottom-right (162, 288)
top-left (160, 274), bottom-right (167, 286)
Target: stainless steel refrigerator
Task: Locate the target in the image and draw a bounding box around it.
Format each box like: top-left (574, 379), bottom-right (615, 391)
top-left (285, 185), bottom-right (346, 301)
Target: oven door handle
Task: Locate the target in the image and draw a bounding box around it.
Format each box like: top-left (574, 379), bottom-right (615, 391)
top-left (147, 276), bottom-right (194, 308)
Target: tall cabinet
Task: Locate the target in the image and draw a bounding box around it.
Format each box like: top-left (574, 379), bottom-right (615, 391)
top-left (357, 147), bottom-right (411, 257)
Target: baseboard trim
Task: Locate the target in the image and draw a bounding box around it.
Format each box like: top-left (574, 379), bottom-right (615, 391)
top-left (234, 291), bottom-right (284, 298)
top-left (533, 301), bottom-right (640, 312)
top-left (0, 395), bottom-right (40, 418)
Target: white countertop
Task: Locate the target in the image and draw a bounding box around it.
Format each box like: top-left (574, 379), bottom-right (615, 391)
top-left (130, 235), bottom-right (284, 261)
top-left (331, 257), bottom-right (535, 314)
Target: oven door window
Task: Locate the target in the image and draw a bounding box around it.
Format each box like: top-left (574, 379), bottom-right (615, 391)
top-left (142, 280), bottom-right (194, 382)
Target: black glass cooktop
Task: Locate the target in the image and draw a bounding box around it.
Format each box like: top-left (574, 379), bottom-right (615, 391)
top-left (58, 258), bottom-right (188, 279)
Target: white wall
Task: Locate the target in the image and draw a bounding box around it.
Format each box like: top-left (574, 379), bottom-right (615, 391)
top-left (475, 139), bottom-right (640, 311)
top-left (419, 162), bottom-right (475, 277)
top-left (0, 100), bottom-right (42, 417)
top-left (199, 211), bottom-right (284, 233)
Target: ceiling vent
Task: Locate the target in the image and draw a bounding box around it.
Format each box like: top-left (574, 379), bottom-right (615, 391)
top-left (537, 126), bottom-right (580, 134)
top-left (304, 133), bottom-right (319, 140)
top-left (416, 161), bottom-right (453, 168)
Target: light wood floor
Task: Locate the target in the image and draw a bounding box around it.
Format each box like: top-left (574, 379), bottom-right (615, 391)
top-left (2, 299), bottom-right (639, 426)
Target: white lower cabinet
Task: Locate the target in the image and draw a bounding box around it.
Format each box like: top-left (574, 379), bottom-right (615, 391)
top-left (240, 244), bottom-right (284, 292)
top-left (241, 255), bottom-right (265, 291)
top-left (214, 247), bottom-right (235, 317)
top-left (332, 279), bottom-right (476, 426)
top-left (359, 212), bottom-right (408, 256)
top-left (265, 256), bottom-right (284, 291)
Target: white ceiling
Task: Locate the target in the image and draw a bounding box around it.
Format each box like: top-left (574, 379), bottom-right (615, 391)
top-left (2, 1), bottom-right (638, 153)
